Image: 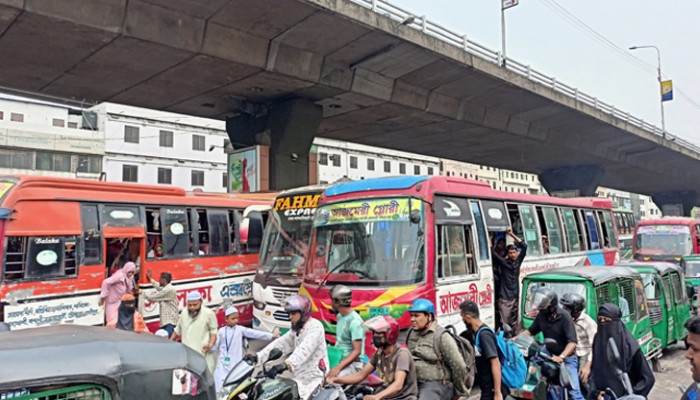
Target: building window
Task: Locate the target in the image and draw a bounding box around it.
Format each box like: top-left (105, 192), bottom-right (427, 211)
top-left (158, 168), bottom-right (172, 184)
top-left (223, 173), bottom-right (228, 188)
top-left (399, 163), bottom-right (406, 174)
top-left (414, 165), bottom-right (420, 175)
top-left (428, 167), bottom-right (434, 175)
top-left (384, 161), bottom-right (391, 173)
top-left (0, 149), bottom-right (31, 169)
top-left (0, 111), bottom-right (3, 120)
top-left (159, 130), bottom-right (174, 147)
top-left (68, 122), bottom-right (78, 129)
top-left (52, 118), bottom-right (65, 127)
top-left (10, 113), bottom-right (23, 122)
top-left (367, 158), bottom-right (375, 171)
top-left (331, 155), bottom-right (341, 167)
top-left (124, 126), bottom-right (139, 143)
top-left (35, 152), bottom-right (54, 171)
top-left (122, 165), bottom-right (138, 182)
top-left (350, 156), bottom-right (358, 169)
top-left (191, 170), bottom-right (204, 186)
top-left (319, 152), bottom-right (328, 165)
top-left (76, 155), bottom-right (101, 173)
top-left (192, 135), bottom-right (205, 151)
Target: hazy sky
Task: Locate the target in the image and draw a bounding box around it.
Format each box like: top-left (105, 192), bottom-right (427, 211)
top-left (389, 0), bottom-right (700, 143)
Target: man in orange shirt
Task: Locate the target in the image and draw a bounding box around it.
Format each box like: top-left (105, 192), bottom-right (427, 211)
top-left (107, 294), bottom-right (149, 333)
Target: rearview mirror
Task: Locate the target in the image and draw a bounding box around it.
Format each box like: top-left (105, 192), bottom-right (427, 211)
top-left (268, 348), bottom-right (284, 362)
top-left (410, 210), bottom-right (421, 224)
top-left (606, 337), bottom-right (624, 375)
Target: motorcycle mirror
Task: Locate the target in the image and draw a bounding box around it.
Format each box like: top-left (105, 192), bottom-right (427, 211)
top-left (268, 348), bottom-right (284, 362)
top-left (606, 337), bottom-right (624, 375)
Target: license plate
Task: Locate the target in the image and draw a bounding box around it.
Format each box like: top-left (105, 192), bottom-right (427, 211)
top-left (369, 306), bottom-right (390, 317)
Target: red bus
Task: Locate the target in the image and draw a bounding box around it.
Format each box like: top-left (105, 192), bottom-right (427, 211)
top-left (633, 217), bottom-right (700, 263)
top-left (299, 176), bottom-right (618, 346)
top-left (0, 176), bottom-right (274, 331)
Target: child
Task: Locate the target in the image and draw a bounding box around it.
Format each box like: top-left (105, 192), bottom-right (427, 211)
top-left (214, 306), bottom-right (278, 393)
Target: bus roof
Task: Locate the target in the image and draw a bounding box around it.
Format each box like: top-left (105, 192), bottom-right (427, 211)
top-left (618, 261), bottom-right (682, 276)
top-left (525, 266), bottom-right (641, 284)
top-left (0, 175), bottom-right (271, 209)
top-left (278, 184), bottom-right (329, 196)
top-left (324, 175), bottom-right (613, 209)
top-left (637, 217), bottom-right (699, 226)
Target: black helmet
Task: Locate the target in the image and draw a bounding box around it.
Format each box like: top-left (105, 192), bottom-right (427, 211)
top-left (534, 287), bottom-right (558, 315)
top-left (560, 293), bottom-right (585, 319)
top-left (329, 285), bottom-right (352, 307)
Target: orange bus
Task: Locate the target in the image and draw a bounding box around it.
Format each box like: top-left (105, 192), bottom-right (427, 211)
top-left (0, 176), bottom-right (275, 331)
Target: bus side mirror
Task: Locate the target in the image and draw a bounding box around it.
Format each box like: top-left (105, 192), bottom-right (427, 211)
top-left (410, 210), bottom-right (421, 224)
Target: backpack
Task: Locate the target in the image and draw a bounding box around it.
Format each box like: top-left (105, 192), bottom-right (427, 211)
top-left (407, 325), bottom-right (476, 395)
top-left (475, 326), bottom-right (527, 389)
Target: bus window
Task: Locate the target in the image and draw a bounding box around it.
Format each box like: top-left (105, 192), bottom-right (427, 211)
top-left (562, 208), bottom-right (581, 252)
top-left (518, 205), bottom-right (541, 256)
top-left (469, 201), bottom-right (490, 261)
top-left (207, 210), bottom-right (231, 255)
top-left (542, 207), bottom-right (563, 254)
top-left (507, 204), bottom-right (524, 240)
top-left (482, 200), bottom-right (510, 231)
top-left (80, 204), bottom-right (102, 266)
top-left (195, 209), bottom-right (210, 254)
top-left (242, 211), bottom-right (264, 254)
top-left (437, 225), bottom-right (476, 278)
top-left (599, 211), bottom-right (617, 248)
top-left (573, 209), bottom-right (588, 251)
top-left (4, 236), bottom-right (78, 281)
top-left (228, 209), bottom-right (240, 254)
top-left (161, 207), bottom-right (191, 257)
top-left (584, 210), bottom-right (601, 249)
top-left (102, 205), bottom-right (141, 227)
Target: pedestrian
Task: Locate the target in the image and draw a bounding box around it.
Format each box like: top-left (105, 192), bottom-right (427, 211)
top-left (214, 306), bottom-right (276, 393)
top-left (491, 228), bottom-right (527, 331)
top-left (326, 285), bottom-right (366, 379)
top-left (587, 303), bottom-right (654, 399)
top-left (682, 316), bottom-right (700, 399)
top-left (460, 300), bottom-right (506, 400)
top-left (106, 294), bottom-right (149, 333)
top-left (99, 262), bottom-right (136, 325)
top-left (142, 269), bottom-right (179, 336)
top-left (170, 291), bottom-right (218, 373)
top-left (406, 299), bottom-right (469, 399)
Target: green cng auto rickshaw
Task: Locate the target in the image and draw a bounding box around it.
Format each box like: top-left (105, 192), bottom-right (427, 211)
top-left (620, 261), bottom-right (691, 348)
top-left (681, 255), bottom-right (700, 313)
top-left (0, 325), bottom-right (216, 400)
top-left (520, 266), bottom-right (662, 361)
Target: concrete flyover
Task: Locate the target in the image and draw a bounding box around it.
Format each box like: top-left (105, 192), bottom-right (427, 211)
top-left (0, 0), bottom-right (698, 211)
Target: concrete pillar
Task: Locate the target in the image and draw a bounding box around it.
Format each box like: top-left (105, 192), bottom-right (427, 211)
top-left (538, 165), bottom-right (604, 197)
top-left (651, 191), bottom-right (699, 217)
top-left (226, 98), bottom-right (322, 190)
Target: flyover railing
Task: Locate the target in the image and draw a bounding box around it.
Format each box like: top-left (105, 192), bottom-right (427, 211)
top-left (349, 0), bottom-right (700, 153)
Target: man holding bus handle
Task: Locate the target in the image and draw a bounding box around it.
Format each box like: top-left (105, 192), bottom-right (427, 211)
top-left (492, 227), bottom-right (527, 331)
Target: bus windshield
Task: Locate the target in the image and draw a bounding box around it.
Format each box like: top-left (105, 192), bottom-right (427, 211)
top-left (305, 198), bottom-right (425, 286)
top-left (635, 225), bottom-right (693, 257)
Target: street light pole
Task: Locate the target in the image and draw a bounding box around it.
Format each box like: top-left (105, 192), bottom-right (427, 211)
top-left (501, 6), bottom-right (507, 67)
top-left (629, 45), bottom-right (666, 139)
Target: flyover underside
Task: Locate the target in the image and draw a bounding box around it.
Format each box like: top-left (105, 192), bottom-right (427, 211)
top-left (1, 0), bottom-right (699, 197)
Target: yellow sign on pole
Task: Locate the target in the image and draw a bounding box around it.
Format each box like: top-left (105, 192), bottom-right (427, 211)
top-left (661, 80), bottom-right (673, 101)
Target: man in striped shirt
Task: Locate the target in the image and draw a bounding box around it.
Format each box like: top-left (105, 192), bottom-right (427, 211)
top-left (561, 293), bottom-right (597, 390)
top-left (143, 270), bottom-right (179, 335)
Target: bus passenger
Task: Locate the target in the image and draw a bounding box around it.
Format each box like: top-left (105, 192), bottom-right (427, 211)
top-left (107, 294), bottom-right (149, 333)
top-left (491, 228), bottom-right (527, 330)
top-left (329, 315), bottom-right (418, 400)
top-left (406, 299), bottom-right (469, 400)
top-left (326, 285), bottom-right (365, 379)
top-left (99, 262), bottom-right (136, 325)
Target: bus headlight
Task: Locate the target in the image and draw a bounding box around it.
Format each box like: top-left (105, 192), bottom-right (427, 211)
top-left (254, 300), bottom-right (266, 310)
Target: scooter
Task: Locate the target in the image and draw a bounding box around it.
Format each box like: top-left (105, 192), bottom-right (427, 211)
top-left (221, 348), bottom-right (299, 400)
top-left (308, 360), bottom-right (383, 400)
top-left (529, 339), bottom-right (574, 400)
top-left (604, 337), bottom-right (646, 400)
top-left (507, 332), bottom-right (548, 400)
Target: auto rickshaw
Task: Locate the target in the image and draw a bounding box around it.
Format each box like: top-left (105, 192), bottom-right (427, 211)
top-left (520, 266), bottom-right (662, 361)
top-left (0, 325), bottom-right (216, 400)
top-left (681, 255), bottom-right (700, 313)
top-left (619, 261), bottom-right (691, 348)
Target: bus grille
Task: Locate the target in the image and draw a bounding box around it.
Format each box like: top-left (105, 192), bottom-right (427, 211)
top-left (649, 306), bottom-right (663, 325)
top-left (273, 310), bottom-right (290, 321)
top-left (272, 288), bottom-right (298, 304)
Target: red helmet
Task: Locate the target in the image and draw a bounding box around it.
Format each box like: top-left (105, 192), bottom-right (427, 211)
top-left (363, 315), bottom-right (400, 345)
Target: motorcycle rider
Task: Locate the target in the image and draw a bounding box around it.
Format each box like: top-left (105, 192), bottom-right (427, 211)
top-left (329, 315), bottom-right (418, 400)
top-left (523, 287), bottom-right (583, 400)
top-left (245, 295), bottom-right (328, 400)
top-left (406, 298), bottom-right (469, 399)
top-left (560, 293), bottom-right (597, 392)
top-left (326, 285), bottom-right (366, 379)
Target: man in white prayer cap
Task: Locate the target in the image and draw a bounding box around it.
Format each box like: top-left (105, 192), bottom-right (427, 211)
top-left (171, 291), bottom-right (218, 372)
top-left (213, 306), bottom-right (278, 393)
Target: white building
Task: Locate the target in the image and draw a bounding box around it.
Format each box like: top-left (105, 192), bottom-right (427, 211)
top-left (90, 103), bottom-right (230, 192)
top-left (0, 96), bottom-right (103, 179)
top-left (313, 138), bottom-right (440, 183)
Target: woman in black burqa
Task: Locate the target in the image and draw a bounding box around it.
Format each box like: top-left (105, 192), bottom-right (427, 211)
top-left (587, 303), bottom-right (655, 399)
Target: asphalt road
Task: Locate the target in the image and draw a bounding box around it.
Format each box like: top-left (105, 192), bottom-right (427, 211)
top-left (248, 339), bottom-right (693, 399)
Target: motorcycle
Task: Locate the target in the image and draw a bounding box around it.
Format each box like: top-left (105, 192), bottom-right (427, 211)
top-left (603, 337), bottom-right (646, 400)
top-left (308, 357), bottom-right (383, 400)
top-left (508, 336), bottom-right (573, 400)
top-left (221, 348), bottom-right (299, 400)
top-left (535, 339), bottom-right (575, 400)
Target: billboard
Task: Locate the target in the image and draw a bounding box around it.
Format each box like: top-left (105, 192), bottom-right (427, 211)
top-left (228, 146), bottom-right (260, 193)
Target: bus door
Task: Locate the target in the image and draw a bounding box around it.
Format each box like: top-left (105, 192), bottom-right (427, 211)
top-left (694, 224), bottom-right (700, 254)
top-left (103, 227), bottom-right (145, 279)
